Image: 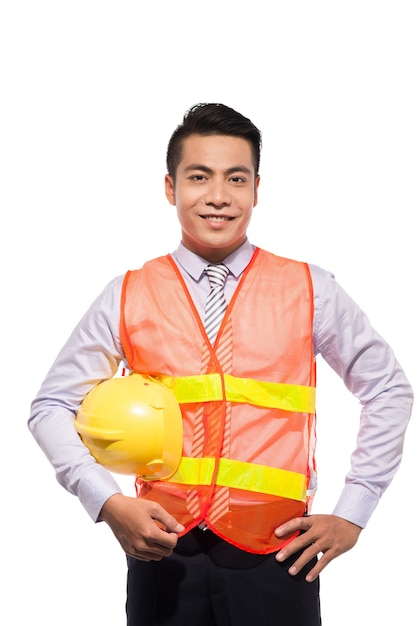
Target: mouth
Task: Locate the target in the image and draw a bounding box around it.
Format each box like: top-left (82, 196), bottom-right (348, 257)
top-left (200, 215), bottom-right (234, 221)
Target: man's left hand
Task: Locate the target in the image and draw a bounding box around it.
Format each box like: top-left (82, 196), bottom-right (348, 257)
top-left (275, 514), bottom-right (362, 582)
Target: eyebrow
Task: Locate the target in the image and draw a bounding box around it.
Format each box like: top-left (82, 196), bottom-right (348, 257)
top-left (183, 164), bottom-right (253, 176)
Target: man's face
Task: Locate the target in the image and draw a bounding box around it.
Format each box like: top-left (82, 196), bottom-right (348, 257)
top-left (165, 134), bottom-right (260, 263)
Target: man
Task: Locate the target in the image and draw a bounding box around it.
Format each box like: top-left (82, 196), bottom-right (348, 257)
top-left (29, 103), bottom-right (413, 625)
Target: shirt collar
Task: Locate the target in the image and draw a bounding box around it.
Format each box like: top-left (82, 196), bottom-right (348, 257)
top-left (173, 239), bottom-right (255, 282)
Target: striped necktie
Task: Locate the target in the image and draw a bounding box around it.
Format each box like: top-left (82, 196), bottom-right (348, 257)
top-left (186, 262), bottom-right (232, 525)
top-left (204, 264), bottom-right (229, 344)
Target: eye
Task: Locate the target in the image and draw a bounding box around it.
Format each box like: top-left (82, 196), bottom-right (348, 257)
top-left (230, 176), bottom-right (246, 183)
top-left (189, 174), bottom-right (207, 182)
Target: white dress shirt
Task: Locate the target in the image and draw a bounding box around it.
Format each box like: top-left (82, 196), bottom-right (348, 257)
top-left (28, 239), bottom-right (413, 529)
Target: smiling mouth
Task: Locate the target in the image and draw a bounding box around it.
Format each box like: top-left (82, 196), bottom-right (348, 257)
top-left (201, 215), bottom-right (234, 221)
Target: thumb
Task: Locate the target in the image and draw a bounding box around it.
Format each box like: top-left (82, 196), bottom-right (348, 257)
top-left (152, 508), bottom-right (185, 534)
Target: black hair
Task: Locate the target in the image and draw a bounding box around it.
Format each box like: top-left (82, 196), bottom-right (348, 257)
top-left (166, 103), bottom-right (262, 179)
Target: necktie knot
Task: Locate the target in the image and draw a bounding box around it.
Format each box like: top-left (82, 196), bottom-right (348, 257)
top-left (205, 263), bottom-right (229, 289)
top-left (204, 264), bottom-right (229, 345)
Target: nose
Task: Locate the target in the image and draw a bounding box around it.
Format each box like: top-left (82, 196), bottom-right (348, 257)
top-left (204, 179), bottom-right (231, 208)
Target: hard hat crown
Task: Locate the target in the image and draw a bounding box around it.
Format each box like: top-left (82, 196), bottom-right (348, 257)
top-left (75, 373), bottom-right (183, 480)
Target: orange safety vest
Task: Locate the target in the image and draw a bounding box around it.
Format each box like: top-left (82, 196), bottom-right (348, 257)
top-left (120, 247), bottom-right (317, 554)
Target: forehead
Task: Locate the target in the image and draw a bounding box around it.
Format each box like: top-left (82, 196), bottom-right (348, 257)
top-left (179, 134), bottom-right (255, 172)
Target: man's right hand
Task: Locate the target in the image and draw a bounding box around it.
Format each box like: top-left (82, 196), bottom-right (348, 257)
top-left (99, 493), bottom-right (185, 561)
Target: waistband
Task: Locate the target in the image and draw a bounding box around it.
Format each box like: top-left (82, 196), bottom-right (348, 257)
top-left (174, 527), bottom-right (271, 569)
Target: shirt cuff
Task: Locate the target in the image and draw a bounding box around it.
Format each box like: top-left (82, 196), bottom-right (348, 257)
top-left (77, 466), bottom-right (123, 522)
top-left (332, 483), bottom-right (380, 528)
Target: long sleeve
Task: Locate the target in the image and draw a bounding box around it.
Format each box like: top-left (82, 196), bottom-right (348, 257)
top-left (28, 275), bottom-right (126, 521)
top-left (309, 263), bottom-right (414, 527)
top-left (28, 244), bottom-right (414, 529)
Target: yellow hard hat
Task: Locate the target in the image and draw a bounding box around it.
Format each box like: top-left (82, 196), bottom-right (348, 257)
top-left (75, 373), bottom-right (183, 480)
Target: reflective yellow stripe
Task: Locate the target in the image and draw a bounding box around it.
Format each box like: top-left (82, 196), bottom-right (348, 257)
top-left (157, 374), bottom-right (315, 414)
top-left (167, 457), bottom-right (307, 501)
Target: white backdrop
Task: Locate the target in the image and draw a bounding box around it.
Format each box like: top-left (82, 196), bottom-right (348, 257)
top-left (1, 2), bottom-right (416, 624)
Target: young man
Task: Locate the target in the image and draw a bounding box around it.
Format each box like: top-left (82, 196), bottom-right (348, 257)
top-left (29, 103), bottom-right (413, 625)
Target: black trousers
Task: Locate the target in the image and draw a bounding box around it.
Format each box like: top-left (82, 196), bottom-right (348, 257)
top-left (126, 529), bottom-right (321, 626)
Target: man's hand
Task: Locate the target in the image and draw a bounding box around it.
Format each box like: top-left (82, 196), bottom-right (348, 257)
top-left (275, 514), bottom-right (362, 582)
top-left (99, 493), bottom-right (185, 561)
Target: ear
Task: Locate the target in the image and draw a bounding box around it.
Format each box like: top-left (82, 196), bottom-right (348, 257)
top-left (165, 174), bottom-right (176, 206)
top-left (253, 175), bottom-right (260, 207)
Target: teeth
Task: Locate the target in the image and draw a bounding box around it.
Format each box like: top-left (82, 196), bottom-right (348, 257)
top-left (204, 216), bottom-right (231, 221)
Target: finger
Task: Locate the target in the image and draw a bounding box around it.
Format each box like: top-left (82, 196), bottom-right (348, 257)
top-left (151, 510), bottom-right (185, 534)
top-left (275, 515), bottom-right (311, 538)
top-left (297, 549), bottom-right (333, 583)
top-left (128, 549), bottom-right (164, 562)
top-left (126, 536), bottom-right (176, 561)
top-left (288, 542), bottom-right (337, 582)
top-left (303, 559), bottom-right (324, 582)
top-left (275, 526), bottom-right (315, 562)
top-left (152, 531), bottom-right (180, 552)
top-left (286, 544), bottom-right (322, 577)
top-left (276, 530), bottom-right (316, 566)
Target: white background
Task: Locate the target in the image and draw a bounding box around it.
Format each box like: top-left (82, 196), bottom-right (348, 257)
top-left (1, 2), bottom-right (417, 624)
